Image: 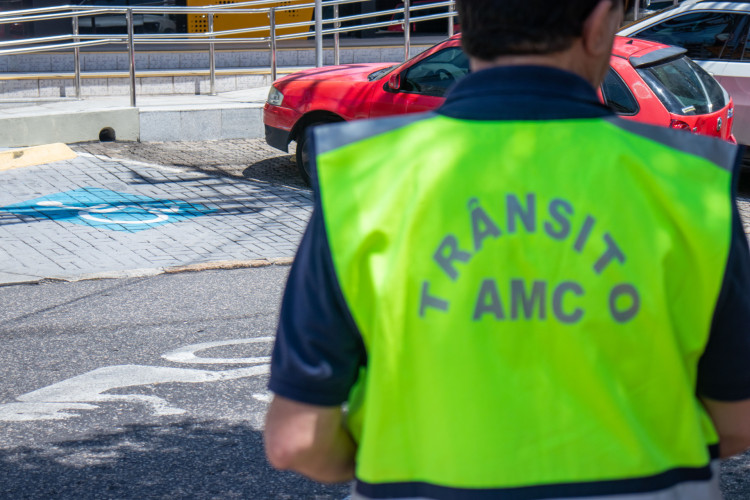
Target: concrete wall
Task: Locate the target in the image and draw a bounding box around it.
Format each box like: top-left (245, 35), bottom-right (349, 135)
top-left (0, 108), bottom-right (139, 147)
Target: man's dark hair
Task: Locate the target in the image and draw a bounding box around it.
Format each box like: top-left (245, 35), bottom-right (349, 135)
top-left (457, 0), bottom-right (622, 60)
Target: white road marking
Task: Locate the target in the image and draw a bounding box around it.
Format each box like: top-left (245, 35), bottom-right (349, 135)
top-left (0, 338), bottom-right (273, 422)
top-left (161, 337), bottom-right (273, 365)
top-left (76, 152), bottom-right (203, 175)
top-left (36, 200), bottom-right (179, 225)
top-left (252, 392), bottom-right (273, 403)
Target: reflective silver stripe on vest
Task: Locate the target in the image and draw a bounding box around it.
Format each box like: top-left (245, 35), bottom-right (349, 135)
top-left (605, 116), bottom-right (738, 172)
top-left (351, 460), bottom-right (721, 500)
top-left (313, 112), bottom-right (438, 156)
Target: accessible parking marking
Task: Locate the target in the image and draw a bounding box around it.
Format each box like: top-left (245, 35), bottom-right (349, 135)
top-left (0, 187), bottom-right (216, 232)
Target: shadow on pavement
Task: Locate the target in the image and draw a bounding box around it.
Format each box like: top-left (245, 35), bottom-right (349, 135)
top-left (0, 420), bottom-right (350, 499)
top-left (73, 140), bottom-right (309, 191)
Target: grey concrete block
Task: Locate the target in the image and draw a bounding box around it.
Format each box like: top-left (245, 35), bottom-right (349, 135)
top-left (353, 48), bottom-right (381, 64)
top-left (148, 52), bottom-right (180, 70)
top-left (340, 49), bottom-right (355, 64)
top-left (297, 49), bottom-right (315, 66)
top-left (0, 108), bottom-right (139, 147)
top-left (173, 76), bottom-right (202, 94)
top-left (277, 50), bottom-right (298, 66)
top-left (381, 48), bottom-right (402, 62)
top-left (140, 76), bottom-right (175, 95)
top-left (214, 75), bottom-right (237, 93)
top-left (83, 53), bottom-right (119, 71)
top-left (180, 109), bottom-right (221, 140)
top-left (80, 78), bottom-right (109, 96)
top-left (180, 52), bottom-right (210, 69)
top-left (107, 78), bottom-right (131, 96)
top-left (245, 50), bottom-right (271, 67)
top-left (134, 53), bottom-right (150, 70)
top-left (216, 51), bottom-right (240, 68)
top-left (32, 55), bottom-right (53, 72)
top-left (50, 54), bottom-right (75, 72)
top-left (8, 55), bottom-right (50, 72)
top-left (197, 77), bottom-right (211, 95)
top-left (115, 53), bottom-right (133, 71)
top-left (236, 74), bottom-right (267, 89)
top-left (140, 110), bottom-right (180, 141)
top-left (0, 56), bottom-right (8, 72)
top-left (38, 79), bottom-right (75, 98)
top-left (220, 107), bottom-right (262, 139)
top-left (0, 80), bottom-right (39, 98)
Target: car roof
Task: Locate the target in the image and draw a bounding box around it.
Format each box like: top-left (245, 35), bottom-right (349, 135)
top-left (620, 0), bottom-right (750, 34)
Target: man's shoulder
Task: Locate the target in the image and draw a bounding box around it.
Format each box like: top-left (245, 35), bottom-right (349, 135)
top-left (605, 116), bottom-right (739, 171)
top-left (312, 112), bottom-right (438, 156)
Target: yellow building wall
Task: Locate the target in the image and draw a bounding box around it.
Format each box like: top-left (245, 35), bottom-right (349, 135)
top-left (187, 0), bottom-right (313, 38)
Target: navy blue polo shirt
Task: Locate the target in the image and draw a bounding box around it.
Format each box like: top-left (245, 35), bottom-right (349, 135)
top-left (268, 65), bottom-right (750, 406)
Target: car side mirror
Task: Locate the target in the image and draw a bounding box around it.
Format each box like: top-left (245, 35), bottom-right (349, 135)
top-left (388, 72), bottom-right (402, 91)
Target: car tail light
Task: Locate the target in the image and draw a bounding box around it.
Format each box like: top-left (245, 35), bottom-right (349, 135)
top-left (670, 119), bottom-right (692, 132)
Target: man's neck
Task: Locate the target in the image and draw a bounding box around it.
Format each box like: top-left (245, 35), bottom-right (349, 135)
top-left (469, 45), bottom-right (598, 87)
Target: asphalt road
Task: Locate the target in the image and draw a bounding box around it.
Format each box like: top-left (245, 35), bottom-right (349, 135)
top-left (0, 266), bottom-right (351, 499)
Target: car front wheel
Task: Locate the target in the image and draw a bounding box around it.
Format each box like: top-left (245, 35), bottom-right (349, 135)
top-left (295, 119), bottom-right (341, 185)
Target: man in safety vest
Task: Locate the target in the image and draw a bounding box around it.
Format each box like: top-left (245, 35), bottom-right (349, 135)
top-left (264, 0), bottom-right (750, 498)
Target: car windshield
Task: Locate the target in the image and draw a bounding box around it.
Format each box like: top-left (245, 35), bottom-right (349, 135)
top-left (636, 56), bottom-right (728, 115)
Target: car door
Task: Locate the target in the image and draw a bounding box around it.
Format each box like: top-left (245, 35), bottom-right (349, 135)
top-left (631, 10), bottom-right (750, 143)
top-left (368, 43), bottom-right (469, 118)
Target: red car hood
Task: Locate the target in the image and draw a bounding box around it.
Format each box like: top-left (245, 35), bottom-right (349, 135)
top-left (275, 62), bottom-right (395, 85)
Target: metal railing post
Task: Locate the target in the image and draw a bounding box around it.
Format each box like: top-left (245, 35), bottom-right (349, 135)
top-left (209, 12), bottom-right (216, 95)
top-left (127, 8), bottom-right (136, 107)
top-left (269, 7), bottom-right (277, 81)
top-left (315, 0), bottom-right (322, 67)
top-left (447, 0), bottom-right (454, 37)
top-left (72, 15), bottom-right (81, 99)
top-left (333, 3), bottom-right (340, 65)
top-left (403, 0), bottom-right (410, 61)
top-left (634, 0), bottom-right (640, 20)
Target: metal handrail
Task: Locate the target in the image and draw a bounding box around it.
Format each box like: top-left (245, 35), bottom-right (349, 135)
top-left (0, 0), bottom-right (457, 106)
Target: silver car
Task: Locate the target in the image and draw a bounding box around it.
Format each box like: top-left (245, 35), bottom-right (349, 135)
top-left (620, 0), bottom-right (750, 144)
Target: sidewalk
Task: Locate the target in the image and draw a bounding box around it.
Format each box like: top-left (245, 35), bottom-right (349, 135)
top-left (0, 138), bottom-right (310, 286)
top-left (0, 35), bottom-right (444, 147)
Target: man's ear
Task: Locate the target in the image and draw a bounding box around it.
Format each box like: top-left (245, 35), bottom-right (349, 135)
top-left (581, 0), bottom-right (620, 56)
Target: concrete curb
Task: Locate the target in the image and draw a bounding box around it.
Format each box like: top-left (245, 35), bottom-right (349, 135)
top-left (1, 108), bottom-right (140, 147)
top-left (0, 257), bottom-right (294, 287)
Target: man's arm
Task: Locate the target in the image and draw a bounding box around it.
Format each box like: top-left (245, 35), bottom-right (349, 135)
top-left (264, 395), bottom-right (356, 483)
top-left (701, 397), bottom-right (750, 458)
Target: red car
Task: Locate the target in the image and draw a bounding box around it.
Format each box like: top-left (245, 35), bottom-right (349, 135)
top-left (264, 35), bottom-right (735, 183)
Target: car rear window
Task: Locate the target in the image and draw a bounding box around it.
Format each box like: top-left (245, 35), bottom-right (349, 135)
top-left (636, 56), bottom-right (728, 115)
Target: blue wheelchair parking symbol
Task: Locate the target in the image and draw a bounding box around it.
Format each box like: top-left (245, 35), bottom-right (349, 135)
top-left (1, 187), bottom-right (216, 232)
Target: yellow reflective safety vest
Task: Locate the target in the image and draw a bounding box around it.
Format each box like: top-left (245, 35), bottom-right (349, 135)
top-left (312, 111), bottom-right (737, 499)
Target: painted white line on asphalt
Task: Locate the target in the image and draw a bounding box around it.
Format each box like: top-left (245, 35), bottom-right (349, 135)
top-left (252, 392), bottom-right (273, 403)
top-left (0, 338), bottom-right (273, 422)
top-left (76, 152), bottom-right (205, 175)
top-left (162, 337), bottom-right (273, 365)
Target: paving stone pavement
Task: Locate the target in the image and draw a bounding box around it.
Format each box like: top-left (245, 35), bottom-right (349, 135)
top-left (0, 139), bottom-right (310, 285)
top-left (3, 138), bottom-right (750, 287)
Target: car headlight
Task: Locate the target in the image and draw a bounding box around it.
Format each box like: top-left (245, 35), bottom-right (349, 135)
top-left (267, 86), bottom-right (284, 106)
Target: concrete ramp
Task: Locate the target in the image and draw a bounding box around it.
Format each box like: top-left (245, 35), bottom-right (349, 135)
top-left (0, 87), bottom-right (269, 147)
